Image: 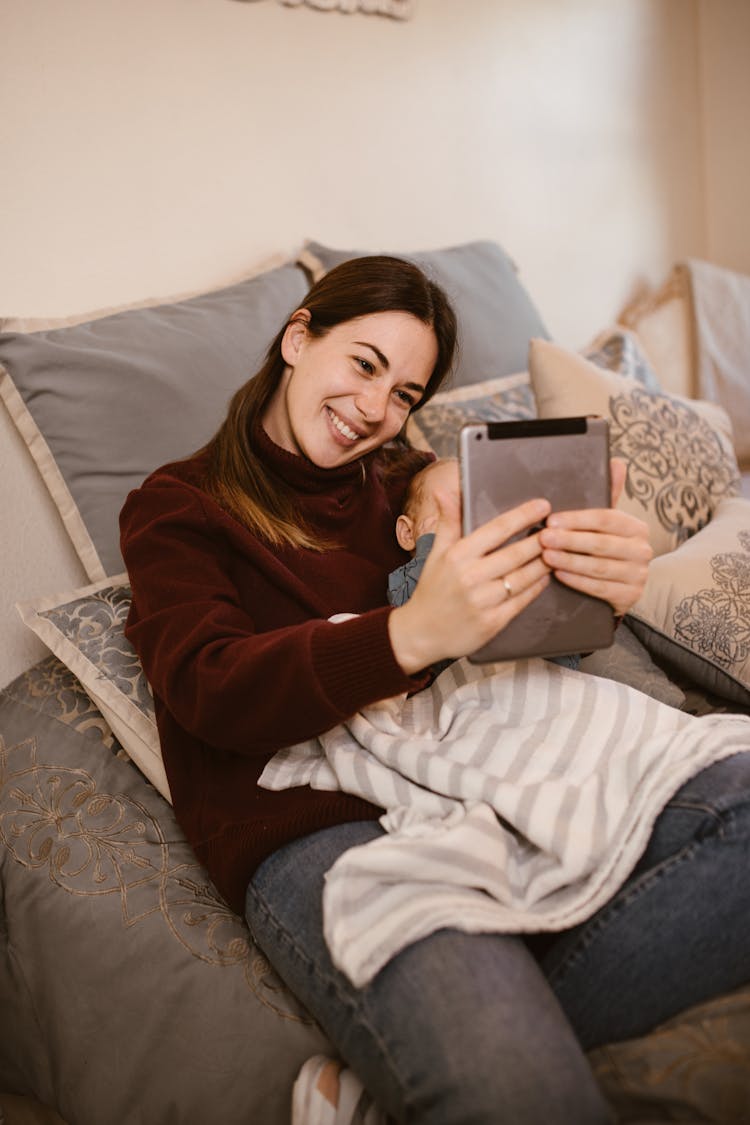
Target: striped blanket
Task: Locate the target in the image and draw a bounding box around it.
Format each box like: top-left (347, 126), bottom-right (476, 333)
top-left (259, 655), bottom-right (749, 987)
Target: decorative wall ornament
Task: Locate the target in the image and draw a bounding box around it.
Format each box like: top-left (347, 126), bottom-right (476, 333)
top-left (280, 0), bottom-right (414, 16)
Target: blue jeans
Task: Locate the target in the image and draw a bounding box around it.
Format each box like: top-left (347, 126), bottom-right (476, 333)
top-left (246, 753), bottom-right (750, 1124)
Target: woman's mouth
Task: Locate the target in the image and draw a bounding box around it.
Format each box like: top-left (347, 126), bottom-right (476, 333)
top-left (327, 406), bottom-right (362, 443)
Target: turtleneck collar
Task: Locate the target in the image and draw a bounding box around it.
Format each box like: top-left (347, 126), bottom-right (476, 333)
top-left (252, 417), bottom-right (377, 495)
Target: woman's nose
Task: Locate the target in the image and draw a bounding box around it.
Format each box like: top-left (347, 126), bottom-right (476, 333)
top-left (355, 384), bottom-right (389, 422)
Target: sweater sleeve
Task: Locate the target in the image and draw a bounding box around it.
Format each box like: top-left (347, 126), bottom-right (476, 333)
top-left (120, 473), bottom-right (424, 757)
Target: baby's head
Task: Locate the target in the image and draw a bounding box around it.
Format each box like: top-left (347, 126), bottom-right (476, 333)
top-left (396, 458), bottom-right (459, 553)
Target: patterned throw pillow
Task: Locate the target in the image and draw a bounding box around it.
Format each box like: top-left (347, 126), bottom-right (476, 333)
top-left (407, 373), bottom-right (536, 457)
top-left (529, 339), bottom-right (741, 557)
top-left (582, 326), bottom-right (662, 391)
top-left (407, 328), bottom-right (660, 460)
top-left (626, 496), bottom-right (750, 707)
top-left (16, 577), bottom-right (167, 799)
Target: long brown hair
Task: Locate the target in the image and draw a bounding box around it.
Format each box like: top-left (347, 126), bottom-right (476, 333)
top-left (201, 255), bottom-right (457, 550)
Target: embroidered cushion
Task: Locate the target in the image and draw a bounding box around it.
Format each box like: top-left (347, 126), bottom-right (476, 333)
top-left (529, 339), bottom-right (741, 557)
top-left (627, 496), bottom-right (750, 706)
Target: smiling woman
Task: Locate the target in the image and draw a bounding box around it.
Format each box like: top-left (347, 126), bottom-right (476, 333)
top-left (263, 310), bottom-right (437, 466)
top-left (119, 254), bottom-right (458, 916)
top-left (198, 254), bottom-right (455, 550)
top-left (117, 253), bottom-right (702, 1125)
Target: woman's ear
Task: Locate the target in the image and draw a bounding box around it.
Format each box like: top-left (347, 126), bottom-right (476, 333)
top-left (281, 309), bottom-right (311, 365)
top-left (395, 514), bottom-right (417, 553)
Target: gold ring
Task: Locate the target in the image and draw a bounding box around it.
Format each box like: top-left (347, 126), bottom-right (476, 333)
top-left (503, 577), bottom-right (513, 599)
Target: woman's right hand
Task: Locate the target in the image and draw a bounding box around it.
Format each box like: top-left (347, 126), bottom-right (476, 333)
top-left (387, 486), bottom-right (552, 675)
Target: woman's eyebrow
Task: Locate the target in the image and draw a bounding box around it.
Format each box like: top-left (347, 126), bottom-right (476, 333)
top-left (354, 341), bottom-right (390, 369)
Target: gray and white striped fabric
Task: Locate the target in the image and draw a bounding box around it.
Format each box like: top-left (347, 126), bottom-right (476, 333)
top-left (259, 655), bottom-right (749, 987)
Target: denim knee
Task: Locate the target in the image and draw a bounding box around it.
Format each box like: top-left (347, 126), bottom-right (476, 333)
top-left (539, 756), bottom-right (750, 1048)
top-left (633, 750), bottom-right (750, 875)
top-left (247, 824), bottom-right (614, 1124)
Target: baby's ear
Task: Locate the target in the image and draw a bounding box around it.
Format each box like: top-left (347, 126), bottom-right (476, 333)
top-left (396, 514), bottom-right (416, 552)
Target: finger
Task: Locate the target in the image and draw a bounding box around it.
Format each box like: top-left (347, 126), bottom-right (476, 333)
top-left (470, 555), bottom-right (551, 612)
top-left (498, 556), bottom-right (551, 601)
top-left (481, 572), bottom-right (551, 635)
top-left (466, 498), bottom-right (551, 558)
top-left (430, 486), bottom-right (463, 553)
top-left (541, 528), bottom-right (653, 564)
top-left (545, 548), bottom-right (649, 584)
top-left (459, 533), bottom-right (553, 600)
top-left (551, 567), bottom-right (645, 616)
top-left (609, 457), bottom-right (627, 507)
top-left (544, 507), bottom-right (650, 541)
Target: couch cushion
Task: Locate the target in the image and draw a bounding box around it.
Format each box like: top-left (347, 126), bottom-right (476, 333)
top-left (300, 239), bottom-right (549, 391)
top-left (627, 496), bottom-right (750, 707)
top-left (0, 262), bottom-right (309, 579)
top-left (529, 339), bottom-right (741, 557)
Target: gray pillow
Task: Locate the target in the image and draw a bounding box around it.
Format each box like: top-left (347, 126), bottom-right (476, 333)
top-left (300, 240), bottom-right (549, 391)
top-left (0, 659), bottom-right (329, 1124)
top-left (0, 263), bottom-right (309, 579)
top-left (579, 621), bottom-right (686, 710)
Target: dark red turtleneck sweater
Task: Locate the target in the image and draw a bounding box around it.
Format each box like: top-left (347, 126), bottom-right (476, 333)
top-left (119, 426), bottom-right (430, 913)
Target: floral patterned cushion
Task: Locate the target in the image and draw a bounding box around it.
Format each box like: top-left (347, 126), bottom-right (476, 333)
top-left (407, 327), bottom-right (664, 462)
top-left (15, 576), bottom-right (167, 799)
top-left (407, 372), bottom-right (535, 457)
top-left (529, 339), bottom-right (741, 557)
top-left (627, 496), bottom-right (750, 706)
top-left (582, 324), bottom-right (662, 392)
top-left (0, 659), bottom-right (328, 1124)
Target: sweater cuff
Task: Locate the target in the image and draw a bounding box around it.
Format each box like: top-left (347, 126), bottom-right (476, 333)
top-left (311, 607), bottom-right (427, 718)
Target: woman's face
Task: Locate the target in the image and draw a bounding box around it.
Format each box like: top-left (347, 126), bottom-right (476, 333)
top-left (262, 310), bottom-right (438, 469)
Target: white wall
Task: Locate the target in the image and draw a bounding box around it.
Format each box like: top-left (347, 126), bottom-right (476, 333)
top-left (698, 0), bottom-right (750, 275)
top-left (1, 0), bottom-right (709, 346)
top-left (2, 0), bottom-right (746, 689)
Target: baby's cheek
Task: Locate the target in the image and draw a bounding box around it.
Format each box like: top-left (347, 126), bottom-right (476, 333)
top-left (416, 515), bottom-right (439, 538)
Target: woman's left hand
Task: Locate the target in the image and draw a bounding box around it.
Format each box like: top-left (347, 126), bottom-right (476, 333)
top-left (537, 459), bottom-right (653, 618)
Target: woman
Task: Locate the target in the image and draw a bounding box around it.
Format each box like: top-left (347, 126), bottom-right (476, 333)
top-left (121, 255), bottom-right (750, 1124)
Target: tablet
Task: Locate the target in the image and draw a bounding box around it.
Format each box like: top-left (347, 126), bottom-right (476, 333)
top-left (459, 416), bottom-right (615, 663)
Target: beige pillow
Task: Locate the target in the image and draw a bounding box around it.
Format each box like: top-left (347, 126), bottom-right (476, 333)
top-left (618, 265), bottom-right (695, 398)
top-left (626, 496), bottom-right (750, 707)
top-left (529, 339), bottom-right (741, 557)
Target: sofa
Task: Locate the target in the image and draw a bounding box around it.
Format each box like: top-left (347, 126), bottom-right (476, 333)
top-left (1, 239), bottom-right (749, 1124)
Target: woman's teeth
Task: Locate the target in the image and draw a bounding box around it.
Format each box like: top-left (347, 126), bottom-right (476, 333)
top-left (329, 409), bottom-right (360, 441)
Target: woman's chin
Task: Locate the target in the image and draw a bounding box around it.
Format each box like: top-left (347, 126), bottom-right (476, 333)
top-left (305, 443), bottom-right (363, 470)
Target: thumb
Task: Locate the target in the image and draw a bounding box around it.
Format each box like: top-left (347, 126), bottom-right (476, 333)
top-left (431, 486), bottom-right (463, 553)
top-left (610, 457), bottom-right (627, 508)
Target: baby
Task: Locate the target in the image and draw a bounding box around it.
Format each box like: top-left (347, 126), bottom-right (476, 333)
top-left (388, 459), bottom-right (459, 609)
top-left (388, 458), bottom-right (579, 670)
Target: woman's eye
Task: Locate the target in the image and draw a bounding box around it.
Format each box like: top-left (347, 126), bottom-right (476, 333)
top-left (356, 357), bottom-right (375, 375)
top-left (395, 389), bottom-right (415, 408)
